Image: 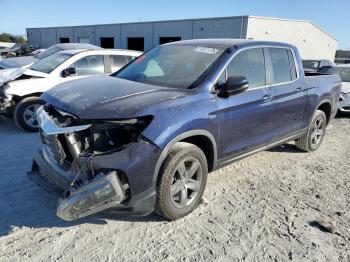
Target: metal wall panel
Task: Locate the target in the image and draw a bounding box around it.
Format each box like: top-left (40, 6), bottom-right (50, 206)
top-left (153, 21), bottom-right (193, 45)
top-left (246, 17), bottom-right (338, 60)
top-left (26, 16), bottom-right (337, 60)
top-left (193, 17), bottom-right (245, 39)
top-left (26, 28), bottom-right (41, 46)
top-left (56, 27), bottom-right (74, 43)
top-left (72, 26), bottom-right (96, 44)
top-left (39, 28), bottom-right (57, 47)
top-left (94, 24), bottom-right (121, 48)
top-left (120, 23), bottom-right (153, 50)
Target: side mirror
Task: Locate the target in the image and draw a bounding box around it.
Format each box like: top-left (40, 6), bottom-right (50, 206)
top-left (217, 76), bottom-right (249, 98)
top-left (318, 65), bottom-right (332, 73)
top-left (61, 67), bottom-right (77, 77)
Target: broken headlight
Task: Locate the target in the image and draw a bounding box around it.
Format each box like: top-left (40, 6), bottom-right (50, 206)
top-left (80, 116), bottom-right (153, 155)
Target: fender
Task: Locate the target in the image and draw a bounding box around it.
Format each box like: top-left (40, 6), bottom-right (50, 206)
top-left (151, 129), bottom-right (218, 186)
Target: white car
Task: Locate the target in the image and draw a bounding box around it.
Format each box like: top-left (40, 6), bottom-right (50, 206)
top-left (0, 49), bottom-right (142, 131)
top-left (320, 64), bottom-right (350, 113)
top-left (0, 43), bottom-right (100, 69)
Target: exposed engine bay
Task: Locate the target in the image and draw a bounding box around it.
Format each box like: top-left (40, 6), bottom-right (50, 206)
top-left (30, 104), bottom-right (154, 221)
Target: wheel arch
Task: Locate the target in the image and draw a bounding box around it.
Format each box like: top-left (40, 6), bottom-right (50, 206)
top-left (152, 130), bottom-right (217, 185)
top-left (12, 92), bottom-right (43, 104)
top-left (315, 99), bottom-right (332, 125)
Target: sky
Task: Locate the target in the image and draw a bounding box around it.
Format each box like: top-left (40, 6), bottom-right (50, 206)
top-left (1, 0), bottom-right (349, 49)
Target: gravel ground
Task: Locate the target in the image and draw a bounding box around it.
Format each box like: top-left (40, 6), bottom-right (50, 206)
top-left (0, 115), bottom-right (349, 262)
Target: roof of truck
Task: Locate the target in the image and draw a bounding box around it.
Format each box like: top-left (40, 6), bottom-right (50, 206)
top-left (164, 39), bottom-right (295, 49)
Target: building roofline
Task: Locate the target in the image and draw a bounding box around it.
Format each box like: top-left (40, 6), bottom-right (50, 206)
top-left (26, 15), bottom-right (251, 30)
top-left (26, 15), bottom-right (336, 42)
top-left (248, 15), bottom-right (337, 41)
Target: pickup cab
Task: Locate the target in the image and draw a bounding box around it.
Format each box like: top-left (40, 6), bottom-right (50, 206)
top-left (28, 39), bottom-right (341, 221)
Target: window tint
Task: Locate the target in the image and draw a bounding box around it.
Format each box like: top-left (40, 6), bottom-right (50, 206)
top-left (227, 48), bottom-right (266, 88)
top-left (110, 55), bottom-right (128, 73)
top-left (270, 48), bottom-right (292, 84)
top-left (287, 50), bottom-right (297, 80)
top-left (71, 55), bottom-right (105, 76)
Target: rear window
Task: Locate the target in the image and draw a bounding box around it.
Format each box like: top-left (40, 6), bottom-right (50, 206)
top-left (270, 48), bottom-right (292, 84)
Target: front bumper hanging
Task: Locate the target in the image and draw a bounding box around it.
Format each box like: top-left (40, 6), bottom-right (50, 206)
top-left (28, 150), bottom-right (126, 221)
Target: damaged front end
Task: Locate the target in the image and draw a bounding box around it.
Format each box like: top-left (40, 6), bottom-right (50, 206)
top-left (28, 105), bottom-right (158, 221)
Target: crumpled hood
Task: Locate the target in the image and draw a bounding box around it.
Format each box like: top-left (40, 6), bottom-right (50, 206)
top-left (0, 68), bottom-right (26, 86)
top-left (0, 56), bottom-right (38, 69)
top-left (42, 75), bottom-right (188, 119)
top-left (0, 68), bottom-right (48, 87)
top-left (341, 82), bottom-right (350, 93)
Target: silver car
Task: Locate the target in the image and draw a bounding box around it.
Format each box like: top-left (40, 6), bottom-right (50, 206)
top-left (321, 64), bottom-right (350, 113)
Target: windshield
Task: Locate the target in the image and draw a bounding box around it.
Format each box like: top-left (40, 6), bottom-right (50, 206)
top-left (114, 45), bottom-right (225, 88)
top-left (30, 52), bottom-right (73, 74)
top-left (302, 60), bottom-right (320, 70)
top-left (322, 67), bottom-right (350, 82)
top-left (35, 45), bottom-right (61, 59)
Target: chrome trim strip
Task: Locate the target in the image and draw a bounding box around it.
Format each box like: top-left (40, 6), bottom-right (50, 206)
top-left (37, 106), bottom-right (91, 135)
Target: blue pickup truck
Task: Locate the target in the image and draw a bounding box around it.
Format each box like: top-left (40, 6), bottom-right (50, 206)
top-left (28, 39), bottom-right (341, 221)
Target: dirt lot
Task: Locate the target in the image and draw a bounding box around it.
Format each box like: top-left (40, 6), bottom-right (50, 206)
top-left (0, 115), bottom-right (349, 262)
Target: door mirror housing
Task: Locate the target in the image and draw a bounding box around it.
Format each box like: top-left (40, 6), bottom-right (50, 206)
top-left (217, 76), bottom-right (249, 98)
top-left (61, 67), bottom-right (77, 77)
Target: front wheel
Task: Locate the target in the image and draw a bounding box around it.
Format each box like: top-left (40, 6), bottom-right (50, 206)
top-left (155, 142), bottom-right (208, 220)
top-left (295, 110), bottom-right (327, 152)
top-left (13, 97), bottom-right (45, 132)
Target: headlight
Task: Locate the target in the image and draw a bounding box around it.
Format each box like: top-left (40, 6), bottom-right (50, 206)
top-left (82, 116), bottom-right (153, 154)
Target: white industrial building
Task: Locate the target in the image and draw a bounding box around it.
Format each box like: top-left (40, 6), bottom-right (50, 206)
top-left (26, 15), bottom-right (337, 61)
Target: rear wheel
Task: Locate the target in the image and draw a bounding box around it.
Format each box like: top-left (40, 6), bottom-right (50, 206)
top-left (13, 97), bottom-right (45, 132)
top-left (295, 110), bottom-right (327, 152)
top-left (155, 142), bottom-right (208, 220)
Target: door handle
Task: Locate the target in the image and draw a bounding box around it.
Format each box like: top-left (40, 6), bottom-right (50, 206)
top-left (296, 87), bottom-right (303, 93)
top-left (262, 95), bottom-right (272, 102)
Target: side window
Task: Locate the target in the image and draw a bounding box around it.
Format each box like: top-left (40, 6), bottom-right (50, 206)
top-left (269, 48), bottom-right (292, 84)
top-left (227, 48), bottom-right (266, 88)
top-left (71, 55), bottom-right (105, 76)
top-left (287, 50), bottom-right (298, 80)
top-left (127, 56), bottom-right (137, 62)
top-left (110, 55), bottom-right (128, 73)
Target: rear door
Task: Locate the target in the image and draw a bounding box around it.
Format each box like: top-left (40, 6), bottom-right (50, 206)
top-left (60, 54), bottom-right (106, 83)
top-left (267, 47), bottom-right (307, 141)
top-left (216, 48), bottom-right (274, 161)
top-left (107, 55), bottom-right (129, 74)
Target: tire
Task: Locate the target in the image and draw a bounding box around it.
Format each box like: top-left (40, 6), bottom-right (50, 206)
top-left (155, 142), bottom-right (208, 220)
top-left (13, 97), bottom-right (45, 132)
top-left (295, 110), bottom-right (327, 152)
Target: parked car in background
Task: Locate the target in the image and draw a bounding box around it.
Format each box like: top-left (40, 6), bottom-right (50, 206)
top-left (28, 39), bottom-right (341, 221)
top-left (0, 49), bottom-right (142, 131)
top-left (319, 64), bottom-right (350, 112)
top-left (0, 43), bottom-right (101, 70)
top-left (302, 59), bottom-right (334, 73)
top-left (30, 48), bottom-right (46, 56)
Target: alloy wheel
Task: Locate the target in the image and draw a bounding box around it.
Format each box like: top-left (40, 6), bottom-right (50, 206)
top-left (170, 157), bottom-right (202, 209)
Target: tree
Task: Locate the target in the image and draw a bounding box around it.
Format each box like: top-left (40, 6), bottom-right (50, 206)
top-left (16, 36), bottom-right (26, 45)
top-left (0, 33), bottom-right (12, 42)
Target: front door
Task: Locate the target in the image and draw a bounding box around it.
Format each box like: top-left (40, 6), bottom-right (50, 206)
top-left (216, 48), bottom-right (274, 162)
